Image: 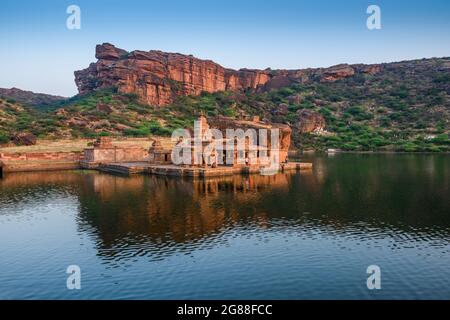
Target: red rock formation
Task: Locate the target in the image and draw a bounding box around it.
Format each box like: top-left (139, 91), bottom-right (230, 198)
top-left (295, 109), bottom-right (326, 133)
top-left (320, 64), bottom-right (355, 82)
top-left (75, 43), bottom-right (271, 106)
top-left (362, 65), bottom-right (382, 75)
top-left (75, 43), bottom-right (381, 107)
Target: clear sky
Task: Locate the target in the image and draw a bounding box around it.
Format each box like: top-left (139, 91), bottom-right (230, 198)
top-left (0, 0), bottom-right (449, 97)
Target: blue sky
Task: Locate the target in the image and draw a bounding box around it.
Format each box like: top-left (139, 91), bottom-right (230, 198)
top-left (0, 0), bottom-right (449, 96)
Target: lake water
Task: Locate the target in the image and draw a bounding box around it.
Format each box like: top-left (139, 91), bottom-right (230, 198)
top-left (0, 154), bottom-right (449, 299)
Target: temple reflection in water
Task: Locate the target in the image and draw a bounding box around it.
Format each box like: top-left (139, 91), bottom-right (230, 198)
top-left (1, 154), bottom-right (449, 263)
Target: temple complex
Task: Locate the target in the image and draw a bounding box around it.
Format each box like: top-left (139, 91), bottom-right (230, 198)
top-left (148, 115), bottom-right (292, 169)
top-left (90, 116), bottom-right (311, 176)
top-left (1, 116), bottom-right (312, 177)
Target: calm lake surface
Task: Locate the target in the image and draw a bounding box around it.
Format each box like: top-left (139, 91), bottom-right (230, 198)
top-left (0, 154), bottom-right (449, 299)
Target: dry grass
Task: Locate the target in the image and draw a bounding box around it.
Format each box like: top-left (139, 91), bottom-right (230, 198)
top-left (0, 137), bottom-right (174, 153)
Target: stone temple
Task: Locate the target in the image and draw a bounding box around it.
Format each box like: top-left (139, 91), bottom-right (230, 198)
top-left (80, 115), bottom-right (311, 177)
top-left (150, 115), bottom-right (292, 169)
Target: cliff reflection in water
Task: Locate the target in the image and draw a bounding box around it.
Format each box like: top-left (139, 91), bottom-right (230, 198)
top-left (1, 154), bottom-right (449, 264)
top-left (75, 172), bottom-right (300, 261)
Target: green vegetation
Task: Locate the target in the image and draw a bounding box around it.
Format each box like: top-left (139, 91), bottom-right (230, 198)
top-left (0, 58), bottom-right (449, 152)
top-left (0, 131), bottom-right (9, 144)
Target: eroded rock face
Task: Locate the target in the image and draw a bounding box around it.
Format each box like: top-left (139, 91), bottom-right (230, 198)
top-left (75, 43), bottom-right (271, 106)
top-left (295, 109), bottom-right (326, 133)
top-left (362, 65), bottom-right (382, 75)
top-left (75, 43), bottom-right (381, 107)
top-left (320, 64), bottom-right (355, 82)
top-left (95, 43), bottom-right (128, 60)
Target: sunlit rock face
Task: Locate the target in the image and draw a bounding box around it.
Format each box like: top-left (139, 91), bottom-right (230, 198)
top-left (75, 43), bottom-right (271, 106)
top-left (75, 43), bottom-right (381, 107)
top-left (319, 64), bottom-right (355, 82)
top-left (295, 110), bottom-right (326, 134)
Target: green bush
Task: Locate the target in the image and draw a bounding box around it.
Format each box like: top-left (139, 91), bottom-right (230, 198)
top-left (345, 106), bottom-right (373, 121)
top-left (433, 74), bottom-right (450, 84)
top-left (432, 134), bottom-right (449, 145)
top-left (0, 132), bottom-right (10, 144)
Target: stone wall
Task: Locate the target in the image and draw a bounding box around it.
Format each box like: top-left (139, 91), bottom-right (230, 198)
top-left (0, 151), bottom-right (82, 162)
top-left (0, 146), bottom-right (150, 173)
top-left (0, 151), bottom-right (83, 172)
top-left (83, 147), bottom-right (149, 164)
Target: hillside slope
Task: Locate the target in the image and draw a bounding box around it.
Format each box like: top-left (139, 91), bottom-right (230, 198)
top-left (0, 96), bottom-right (45, 143)
top-left (1, 56), bottom-right (449, 152)
top-left (0, 87), bottom-right (66, 108)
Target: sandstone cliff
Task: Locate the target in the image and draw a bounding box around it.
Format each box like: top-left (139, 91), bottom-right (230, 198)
top-left (75, 43), bottom-right (271, 106)
top-left (75, 43), bottom-right (382, 107)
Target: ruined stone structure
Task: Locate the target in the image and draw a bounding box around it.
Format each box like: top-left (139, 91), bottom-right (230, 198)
top-left (82, 137), bottom-right (148, 169)
top-left (148, 139), bottom-right (172, 164)
top-left (0, 151), bottom-right (82, 172)
top-left (0, 118), bottom-right (307, 176)
top-left (148, 116), bottom-right (292, 169)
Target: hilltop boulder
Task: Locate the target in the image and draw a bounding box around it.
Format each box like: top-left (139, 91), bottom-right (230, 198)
top-left (320, 64), bottom-right (355, 82)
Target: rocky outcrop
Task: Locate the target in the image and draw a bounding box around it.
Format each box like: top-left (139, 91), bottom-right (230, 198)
top-left (75, 43), bottom-right (381, 107)
top-left (75, 43), bottom-right (271, 107)
top-left (362, 65), bottom-right (382, 75)
top-left (95, 43), bottom-right (128, 60)
top-left (320, 64), bottom-right (355, 82)
top-left (295, 109), bottom-right (326, 133)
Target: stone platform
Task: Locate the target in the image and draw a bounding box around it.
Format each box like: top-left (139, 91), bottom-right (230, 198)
top-left (97, 162), bottom-right (313, 177)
